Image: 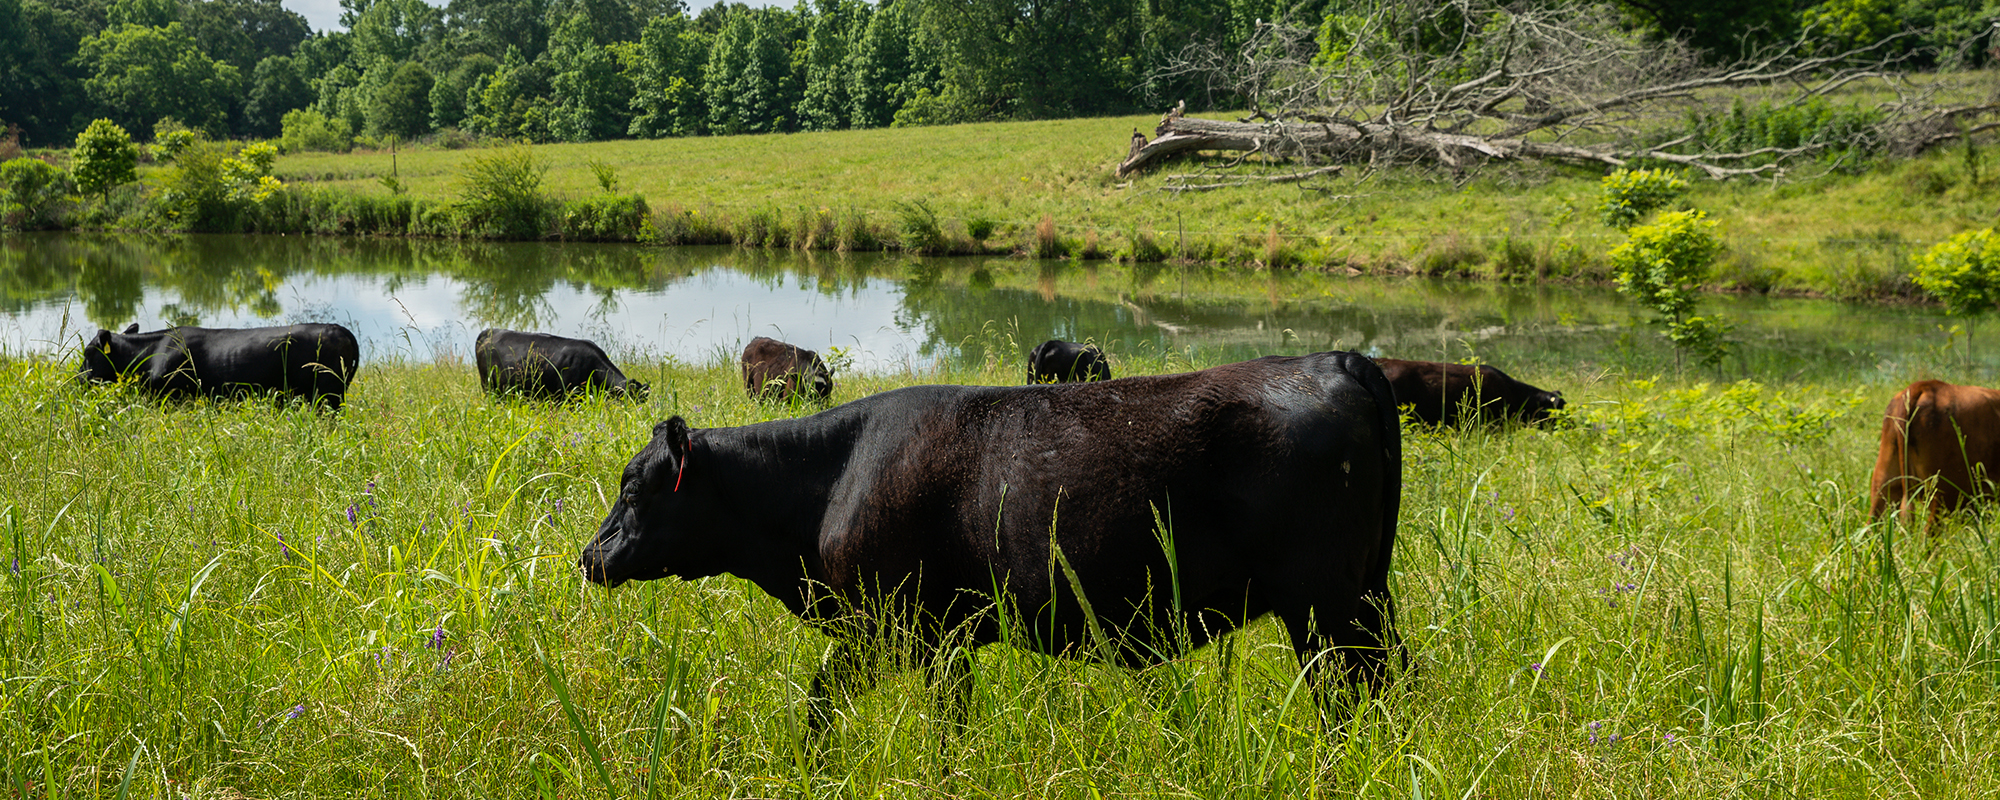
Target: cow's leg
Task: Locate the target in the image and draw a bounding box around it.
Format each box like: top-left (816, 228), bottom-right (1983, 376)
top-left (805, 638), bottom-right (878, 735)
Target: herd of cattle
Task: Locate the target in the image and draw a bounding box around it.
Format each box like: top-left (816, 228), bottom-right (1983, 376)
top-left (73, 321), bottom-right (1996, 722)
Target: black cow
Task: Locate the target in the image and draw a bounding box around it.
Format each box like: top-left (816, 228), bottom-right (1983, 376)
top-left (1026, 339), bottom-right (1111, 383)
top-left (79, 323), bottom-right (360, 409)
top-left (475, 329), bottom-right (648, 400)
top-left (741, 336), bottom-right (833, 402)
top-left (581, 351), bottom-right (1402, 728)
top-left (1373, 358), bottom-right (1564, 426)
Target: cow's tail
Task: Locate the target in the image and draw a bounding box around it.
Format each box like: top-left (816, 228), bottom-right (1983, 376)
top-left (1869, 382), bottom-right (1934, 519)
top-left (1331, 350), bottom-right (1404, 681)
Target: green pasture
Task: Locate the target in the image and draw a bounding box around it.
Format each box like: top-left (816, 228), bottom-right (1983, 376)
top-left (268, 107), bottom-right (2000, 300)
top-left (2, 340), bottom-right (1997, 797)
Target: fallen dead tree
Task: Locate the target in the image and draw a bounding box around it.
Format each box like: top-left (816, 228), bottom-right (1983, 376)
top-left (1119, 0), bottom-right (2000, 183)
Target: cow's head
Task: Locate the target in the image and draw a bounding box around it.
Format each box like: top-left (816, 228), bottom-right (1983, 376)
top-left (804, 352), bottom-right (834, 401)
top-left (78, 323), bottom-right (140, 384)
top-left (1524, 390), bottom-right (1566, 424)
top-left (617, 379), bottom-right (651, 401)
top-left (580, 416), bottom-right (714, 588)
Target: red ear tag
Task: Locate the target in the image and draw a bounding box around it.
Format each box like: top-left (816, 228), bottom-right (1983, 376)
top-left (673, 457), bottom-right (687, 492)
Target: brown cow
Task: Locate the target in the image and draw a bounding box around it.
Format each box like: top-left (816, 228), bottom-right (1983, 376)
top-left (742, 336), bottom-right (834, 402)
top-left (1373, 358), bottom-right (1564, 426)
top-left (1867, 380), bottom-right (2000, 524)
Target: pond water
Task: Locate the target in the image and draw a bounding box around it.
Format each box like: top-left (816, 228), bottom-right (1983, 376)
top-left (0, 232), bottom-right (1982, 383)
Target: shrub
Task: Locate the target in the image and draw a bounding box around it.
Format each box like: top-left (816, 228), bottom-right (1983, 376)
top-left (1910, 228), bottom-right (2000, 315)
top-left (1681, 97), bottom-right (1885, 171)
top-left (279, 109), bottom-right (353, 154)
top-left (1598, 168), bottom-right (1690, 229)
top-left (895, 200), bottom-right (943, 254)
top-left (457, 146), bottom-right (549, 239)
top-left (561, 193), bottom-right (650, 241)
top-left (1609, 210), bottom-right (1730, 367)
top-left (71, 119), bottom-right (138, 203)
top-left (966, 215), bottom-right (996, 241)
top-left (1, 157), bottom-right (72, 230)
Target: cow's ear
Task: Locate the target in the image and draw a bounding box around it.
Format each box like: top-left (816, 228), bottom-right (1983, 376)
top-left (122, 323), bottom-right (138, 334)
top-left (654, 415), bottom-right (691, 458)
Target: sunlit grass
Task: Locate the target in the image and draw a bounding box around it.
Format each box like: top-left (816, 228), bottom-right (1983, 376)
top-left (262, 83), bottom-right (2000, 301)
top-left (2, 344), bottom-right (1997, 796)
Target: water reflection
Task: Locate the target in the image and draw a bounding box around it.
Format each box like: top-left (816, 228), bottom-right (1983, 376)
top-left (0, 232), bottom-right (1977, 383)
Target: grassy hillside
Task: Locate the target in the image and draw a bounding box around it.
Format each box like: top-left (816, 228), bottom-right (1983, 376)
top-left (271, 112), bottom-right (2000, 300)
top-left (3, 348), bottom-right (1997, 796)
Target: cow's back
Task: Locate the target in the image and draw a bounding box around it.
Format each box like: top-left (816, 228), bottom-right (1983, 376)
top-left (1869, 380), bottom-right (2000, 520)
top-left (817, 352), bottom-right (1400, 660)
top-left (146, 324), bottom-right (357, 407)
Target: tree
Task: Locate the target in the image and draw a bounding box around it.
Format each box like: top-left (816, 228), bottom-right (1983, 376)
top-left (702, 7), bottom-right (800, 135)
top-left (795, 0), bottom-right (867, 131)
top-left (242, 54), bottom-right (313, 137)
top-left (546, 10), bottom-right (628, 141)
top-left (79, 22), bottom-right (244, 135)
top-left (442, 0), bottom-right (552, 62)
top-left (0, 0), bottom-right (96, 146)
top-left (622, 12), bottom-right (708, 137)
top-left (180, 0), bottom-right (311, 73)
top-left (429, 53), bottom-right (498, 130)
top-left (368, 59), bottom-right (434, 137)
top-left (71, 118), bottom-right (138, 203)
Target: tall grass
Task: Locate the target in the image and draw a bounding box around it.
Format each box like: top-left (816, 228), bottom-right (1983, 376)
top-left (1, 349), bottom-right (1997, 796)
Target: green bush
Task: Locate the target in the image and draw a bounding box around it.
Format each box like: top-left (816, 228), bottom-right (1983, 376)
top-left (560, 193), bottom-right (650, 241)
top-left (457, 146), bottom-right (550, 239)
top-left (279, 109), bottom-right (353, 154)
top-left (895, 200), bottom-right (943, 254)
top-left (1598, 168), bottom-right (1690, 229)
top-left (1609, 210), bottom-right (1730, 367)
top-left (1910, 228), bottom-right (2000, 316)
top-left (1, 157), bottom-right (72, 230)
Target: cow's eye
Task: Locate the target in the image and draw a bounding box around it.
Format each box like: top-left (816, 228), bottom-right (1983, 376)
top-left (621, 490), bottom-right (639, 507)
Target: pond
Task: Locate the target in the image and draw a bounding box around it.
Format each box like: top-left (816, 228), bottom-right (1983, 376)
top-left (0, 232), bottom-right (1979, 383)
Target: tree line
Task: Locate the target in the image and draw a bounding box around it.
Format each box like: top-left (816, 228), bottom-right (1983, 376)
top-left (2, 0), bottom-right (1995, 150)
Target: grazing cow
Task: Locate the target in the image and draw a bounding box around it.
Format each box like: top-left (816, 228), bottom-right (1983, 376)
top-left (1867, 380), bottom-right (2000, 524)
top-left (78, 323), bottom-right (359, 409)
top-left (475, 329), bottom-right (648, 400)
top-left (1027, 339), bottom-right (1112, 383)
top-left (1373, 358), bottom-right (1564, 426)
top-left (581, 351), bottom-right (1402, 728)
top-left (741, 336), bottom-right (833, 402)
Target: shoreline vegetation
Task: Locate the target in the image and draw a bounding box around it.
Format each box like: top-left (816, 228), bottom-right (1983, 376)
top-left (4, 352), bottom-right (1996, 796)
top-left (7, 110), bottom-right (2000, 305)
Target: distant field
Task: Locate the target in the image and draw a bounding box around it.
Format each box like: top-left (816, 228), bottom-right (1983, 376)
top-left (272, 109), bottom-right (2000, 300)
top-left (4, 347), bottom-right (1997, 796)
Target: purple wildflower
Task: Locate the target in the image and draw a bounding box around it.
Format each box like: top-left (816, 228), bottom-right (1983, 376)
top-left (428, 623), bottom-right (447, 649)
top-left (345, 504), bottom-right (357, 524)
top-left (10, 556), bottom-right (17, 575)
top-left (1529, 662), bottom-right (1543, 673)
top-left (1664, 733), bottom-right (1676, 744)
top-left (554, 498), bottom-right (564, 514)
top-left (441, 647), bottom-right (458, 669)
top-left (1608, 733), bottom-right (1621, 744)
top-left (287, 703), bottom-right (305, 720)
top-left (279, 532), bottom-right (290, 561)
top-left (1501, 506), bottom-right (1515, 522)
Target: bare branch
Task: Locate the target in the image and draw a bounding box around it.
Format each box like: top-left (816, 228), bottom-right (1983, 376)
top-left (1124, 0), bottom-right (2000, 185)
